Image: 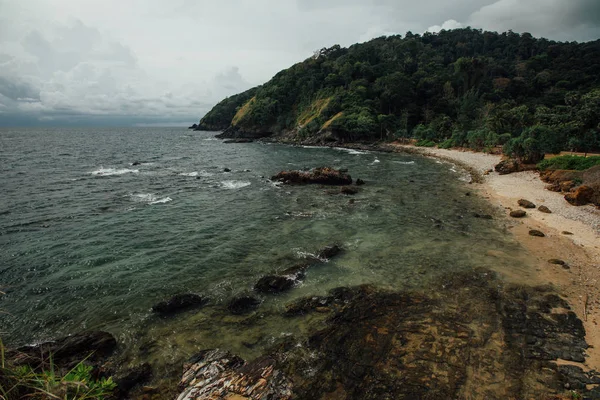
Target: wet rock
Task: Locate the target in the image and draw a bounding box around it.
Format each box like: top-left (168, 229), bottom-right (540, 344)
top-left (223, 167), bottom-right (231, 172)
top-left (341, 186), bottom-right (359, 195)
top-left (565, 185), bottom-right (594, 206)
top-left (538, 205), bottom-right (551, 213)
top-left (13, 331), bottom-right (117, 369)
top-left (152, 294), bottom-right (208, 316)
top-left (227, 295), bottom-right (262, 315)
top-left (529, 230), bottom-right (546, 237)
top-left (271, 167), bottom-right (352, 185)
top-left (356, 178), bottom-right (365, 185)
top-left (548, 259), bottom-right (565, 265)
top-left (518, 199), bottom-right (536, 209)
top-left (188, 123), bottom-right (198, 130)
top-left (316, 244), bottom-right (342, 260)
top-left (473, 213), bottom-right (493, 219)
top-left (131, 161), bottom-right (142, 166)
top-left (177, 349), bottom-right (292, 400)
top-left (510, 210), bottom-right (527, 218)
top-left (255, 275), bottom-right (297, 294)
top-left (223, 138), bottom-right (254, 143)
top-left (114, 363), bottom-right (153, 398)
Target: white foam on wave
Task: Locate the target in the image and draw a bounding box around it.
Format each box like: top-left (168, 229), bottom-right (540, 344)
top-left (91, 167), bottom-right (138, 176)
top-left (221, 180), bottom-right (251, 190)
top-left (129, 193), bottom-right (172, 205)
top-left (333, 147), bottom-right (369, 155)
top-left (394, 161), bottom-right (415, 165)
top-left (179, 171), bottom-right (199, 177)
top-left (371, 158), bottom-right (380, 165)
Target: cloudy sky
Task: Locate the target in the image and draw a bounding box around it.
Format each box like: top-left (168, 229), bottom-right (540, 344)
top-left (1, 0), bottom-right (599, 127)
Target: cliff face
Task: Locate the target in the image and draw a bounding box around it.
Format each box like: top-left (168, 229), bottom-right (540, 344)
top-left (197, 28), bottom-right (600, 150)
top-left (195, 87), bottom-right (258, 131)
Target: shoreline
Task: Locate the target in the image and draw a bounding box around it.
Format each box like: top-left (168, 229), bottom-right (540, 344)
top-left (389, 143), bottom-right (600, 371)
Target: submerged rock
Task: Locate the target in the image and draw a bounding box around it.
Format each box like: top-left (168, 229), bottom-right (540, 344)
top-left (340, 186), bottom-right (359, 195)
top-left (152, 294), bottom-right (208, 316)
top-left (317, 244), bottom-right (342, 260)
top-left (12, 331), bottom-right (117, 369)
top-left (518, 199), bottom-right (536, 208)
top-left (510, 210), bottom-right (527, 218)
top-left (255, 275), bottom-right (298, 294)
top-left (271, 167), bottom-right (352, 185)
top-left (114, 363), bottom-right (153, 398)
top-left (227, 295), bottom-right (262, 315)
top-left (223, 138), bottom-right (254, 143)
top-left (356, 178), bottom-right (365, 186)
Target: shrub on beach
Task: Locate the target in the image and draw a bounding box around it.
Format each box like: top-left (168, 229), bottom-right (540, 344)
top-left (537, 155), bottom-right (600, 171)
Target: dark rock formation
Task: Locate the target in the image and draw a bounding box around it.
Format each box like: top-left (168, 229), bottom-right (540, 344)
top-left (12, 331), bottom-right (117, 369)
top-left (227, 295), bottom-right (262, 315)
top-left (188, 123), bottom-right (198, 130)
top-left (529, 229), bottom-right (546, 237)
top-left (356, 178), bottom-right (365, 185)
top-left (316, 244), bottom-right (342, 260)
top-left (223, 167), bottom-right (231, 172)
top-left (548, 259), bottom-right (566, 265)
top-left (473, 213), bottom-right (493, 219)
top-left (518, 199), bottom-right (536, 208)
top-left (272, 167), bottom-right (352, 185)
top-left (509, 210), bottom-right (527, 218)
top-left (152, 294), bottom-right (208, 316)
top-left (538, 205), bottom-right (551, 213)
top-left (340, 186), bottom-right (359, 195)
top-left (177, 349), bottom-right (292, 400)
top-left (495, 158), bottom-right (520, 175)
top-left (177, 270), bottom-right (597, 399)
top-left (565, 185), bottom-right (594, 206)
top-left (223, 138), bottom-right (254, 143)
top-left (114, 363), bottom-right (153, 398)
top-left (131, 161), bottom-right (142, 166)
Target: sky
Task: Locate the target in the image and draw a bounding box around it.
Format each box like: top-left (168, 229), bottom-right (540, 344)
top-left (0, 0), bottom-right (599, 127)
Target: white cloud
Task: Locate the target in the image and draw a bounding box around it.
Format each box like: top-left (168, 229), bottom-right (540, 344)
top-left (427, 19), bottom-right (464, 33)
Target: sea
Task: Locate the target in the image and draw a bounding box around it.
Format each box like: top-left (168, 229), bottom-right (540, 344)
top-left (0, 127), bottom-right (539, 378)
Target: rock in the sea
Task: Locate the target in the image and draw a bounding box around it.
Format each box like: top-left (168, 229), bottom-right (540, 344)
top-left (188, 123), bottom-right (198, 130)
top-left (529, 229), bottom-right (546, 237)
top-left (509, 210), bottom-right (527, 218)
top-left (223, 138), bottom-right (254, 143)
top-left (114, 363), bottom-right (153, 398)
top-left (227, 295), bottom-right (262, 315)
top-left (356, 178), bottom-right (365, 186)
top-left (254, 275), bottom-right (297, 294)
top-left (548, 259), bottom-right (566, 265)
top-left (152, 293), bottom-right (208, 316)
top-left (538, 205), bottom-right (551, 213)
top-left (271, 167), bottom-right (352, 185)
top-left (340, 186), bottom-right (359, 195)
top-left (177, 349), bottom-right (292, 400)
top-left (473, 213), bottom-right (493, 220)
top-left (223, 167), bottom-right (231, 172)
top-left (565, 185), bottom-right (594, 206)
top-left (317, 244), bottom-right (342, 260)
top-left (131, 161), bottom-right (142, 166)
top-left (13, 331), bottom-right (117, 369)
top-left (518, 199), bottom-right (536, 208)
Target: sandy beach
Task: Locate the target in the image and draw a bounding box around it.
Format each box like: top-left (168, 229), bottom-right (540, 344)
top-left (392, 144), bottom-right (600, 370)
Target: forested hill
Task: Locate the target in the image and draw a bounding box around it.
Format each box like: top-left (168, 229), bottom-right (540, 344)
top-left (196, 28), bottom-right (600, 157)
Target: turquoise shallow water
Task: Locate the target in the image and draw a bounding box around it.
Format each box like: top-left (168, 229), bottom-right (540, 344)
top-left (0, 127), bottom-right (537, 366)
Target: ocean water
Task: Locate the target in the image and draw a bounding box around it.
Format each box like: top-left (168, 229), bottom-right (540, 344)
top-left (0, 127), bottom-right (538, 372)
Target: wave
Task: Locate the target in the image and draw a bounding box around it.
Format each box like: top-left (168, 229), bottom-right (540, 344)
top-left (393, 161), bottom-right (415, 165)
top-left (371, 158), bottom-right (380, 165)
top-left (333, 147), bottom-right (369, 155)
top-left (91, 167), bottom-right (139, 176)
top-left (179, 171), bottom-right (198, 177)
top-left (221, 180), bottom-right (251, 190)
top-left (129, 193), bottom-right (172, 205)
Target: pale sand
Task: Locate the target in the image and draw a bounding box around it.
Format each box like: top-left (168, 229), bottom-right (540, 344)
top-left (392, 144), bottom-right (600, 370)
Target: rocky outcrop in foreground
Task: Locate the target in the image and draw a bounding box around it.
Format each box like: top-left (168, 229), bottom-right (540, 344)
top-left (176, 269), bottom-right (600, 399)
top-left (271, 167), bottom-right (352, 185)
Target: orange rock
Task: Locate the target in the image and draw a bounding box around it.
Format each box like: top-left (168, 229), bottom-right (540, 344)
top-left (565, 185), bottom-right (595, 206)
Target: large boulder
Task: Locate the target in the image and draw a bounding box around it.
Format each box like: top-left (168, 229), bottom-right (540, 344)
top-left (518, 199), bottom-right (536, 208)
top-left (12, 331), bottom-right (117, 369)
top-left (317, 245), bottom-right (342, 260)
top-left (494, 158), bottom-right (520, 175)
top-left (152, 293), bottom-right (208, 316)
top-left (227, 295), bottom-right (262, 315)
top-left (565, 185), bottom-right (595, 206)
top-left (272, 167), bottom-right (352, 185)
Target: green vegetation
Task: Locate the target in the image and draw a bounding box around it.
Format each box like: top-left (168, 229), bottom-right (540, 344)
top-left (537, 155), bottom-right (600, 171)
top-left (199, 28), bottom-right (600, 157)
top-left (0, 342), bottom-right (116, 400)
top-left (197, 87), bottom-right (258, 130)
